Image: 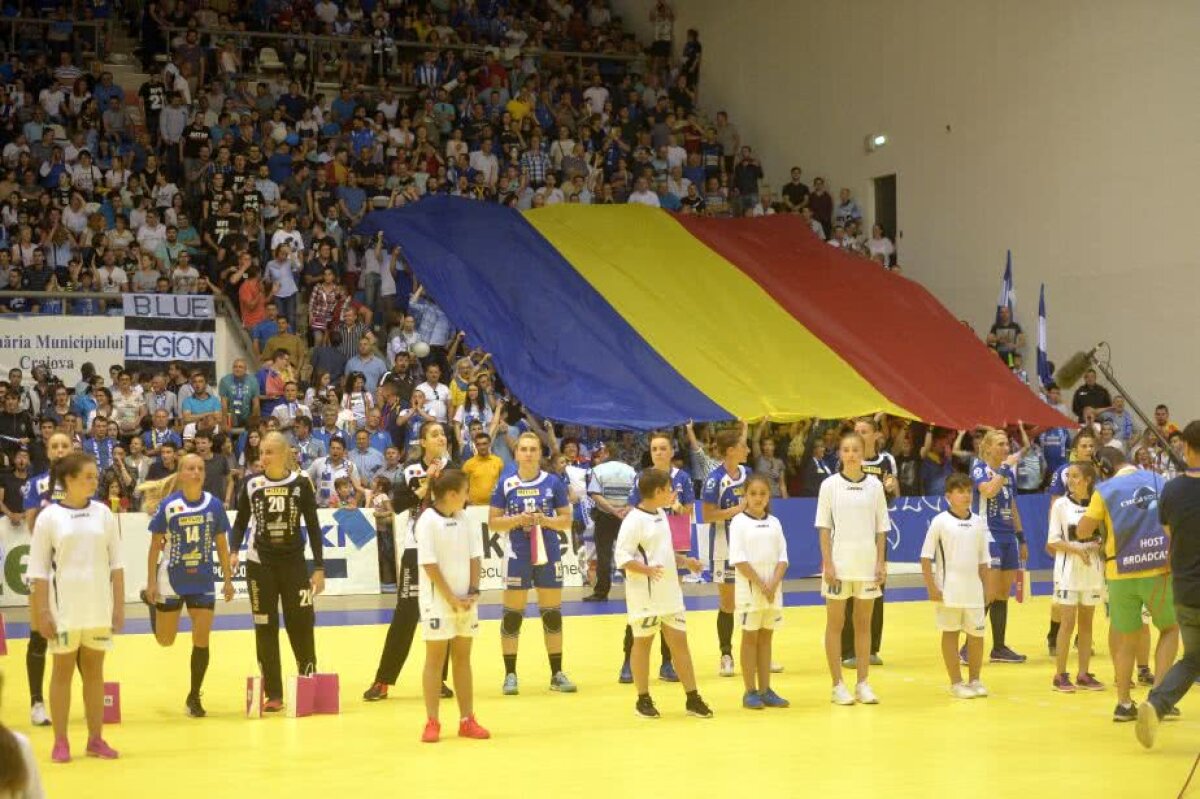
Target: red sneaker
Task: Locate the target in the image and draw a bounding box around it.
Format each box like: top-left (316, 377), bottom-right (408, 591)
top-left (263, 698), bottom-right (284, 713)
top-left (51, 739), bottom-right (70, 764)
top-left (458, 715), bottom-right (491, 740)
top-left (1075, 673), bottom-right (1105, 691)
top-left (421, 719), bottom-right (441, 743)
top-left (85, 737), bottom-right (119, 760)
top-left (1052, 673), bottom-right (1076, 693)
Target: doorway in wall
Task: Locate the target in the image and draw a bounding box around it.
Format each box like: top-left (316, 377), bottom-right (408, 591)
top-left (873, 174), bottom-right (897, 242)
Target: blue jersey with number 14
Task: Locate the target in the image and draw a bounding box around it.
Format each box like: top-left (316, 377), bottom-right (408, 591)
top-left (148, 491), bottom-right (230, 595)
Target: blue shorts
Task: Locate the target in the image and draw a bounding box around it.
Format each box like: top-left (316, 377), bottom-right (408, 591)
top-left (504, 557), bottom-right (563, 590)
top-left (157, 593), bottom-right (217, 612)
top-left (989, 537), bottom-right (1021, 571)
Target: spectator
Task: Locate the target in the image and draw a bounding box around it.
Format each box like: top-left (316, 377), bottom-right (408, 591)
top-left (808, 177), bottom-right (833, 238)
top-left (347, 429), bottom-right (385, 482)
top-left (270, 382), bottom-right (312, 431)
top-left (462, 432), bottom-right (504, 505)
top-left (181, 372), bottom-right (222, 428)
top-left (1155, 404), bottom-right (1181, 438)
top-left (987, 306), bottom-right (1025, 366)
top-left (345, 335), bottom-right (389, 392)
top-left (731, 147), bottom-right (763, 215)
top-left (262, 315), bottom-right (306, 369)
top-left (834, 188), bottom-right (863, 228)
top-left (1071, 368), bottom-right (1113, 422)
top-left (1102, 395), bottom-right (1138, 442)
top-left (866, 224), bottom-right (896, 267)
top-left (218, 359), bottom-right (262, 429)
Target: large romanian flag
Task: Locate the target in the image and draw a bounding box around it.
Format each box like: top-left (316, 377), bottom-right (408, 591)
top-left (359, 196), bottom-right (1069, 431)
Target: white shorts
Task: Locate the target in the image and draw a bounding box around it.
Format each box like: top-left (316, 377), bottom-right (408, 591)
top-left (421, 608), bottom-right (480, 642)
top-left (712, 559), bottom-right (736, 585)
top-left (821, 579), bottom-right (881, 601)
top-left (1053, 587), bottom-right (1103, 607)
top-left (48, 627), bottom-right (114, 655)
top-left (628, 612), bottom-right (686, 638)
top-left (935, 605), bottom-right (986, 636)
top-left (739, 608), bottom-right (783, 631)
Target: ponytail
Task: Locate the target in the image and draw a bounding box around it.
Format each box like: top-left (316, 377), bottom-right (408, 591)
top-left (51, 451), bottom-right (93, 496)
top-left (0, 672), bottom-right (30, 794)
top-left (137, 472), bottom-right (180, 514)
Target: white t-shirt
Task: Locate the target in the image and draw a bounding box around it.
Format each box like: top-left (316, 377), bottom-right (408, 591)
top-left (614, 506), bottom-right (684, 619)
top-left (814, 472), bottom-right (889, 581)
top-left (1048, 495), bottom-right (1105, 593)
top-left (919, 510), bottom-right (989, 607)
top-left (416, 507), bottom-right (482, 618)
top-left (415, 380), bottom-right (451, 423)
top-left (627, 190), bottom-right (661, 207)
top-left (729, 511), bottom-right (788, 611)
top-left (306, 456), bottom-right (358, 505)
top-left (28, 501), bottom-right (123, 630)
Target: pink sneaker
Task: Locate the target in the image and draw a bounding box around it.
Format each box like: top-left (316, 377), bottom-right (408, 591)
top-left (1075, 673), bottom-right (1105, 691)
top-left (458, 715), bottom-right (491, 740)
top-left (1052, 673), bottom-right (1076, 693)
top-left (51, 739), bottom-right (70, 764)
top-left (85, 737), bottom-right (119, 760)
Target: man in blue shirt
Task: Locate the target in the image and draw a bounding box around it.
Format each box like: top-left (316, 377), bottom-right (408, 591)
top-left (344, 335), bottom-right (388, 391)
top-left (181, 372), bottom-right (222, 426)
top-left (347, 429), bottom-right (385, 482)
top-left (250, 303), bottom-right (281, 358)
top-left (336, 173), bottom-right (367, 224)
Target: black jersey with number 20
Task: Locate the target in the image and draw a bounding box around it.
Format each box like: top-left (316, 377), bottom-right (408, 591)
top-left (231, 471), bottom-right (325, 567)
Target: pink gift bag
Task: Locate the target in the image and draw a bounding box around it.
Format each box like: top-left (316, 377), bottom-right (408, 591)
top-left (313, 673), bottom-right (340, 714)
top-left (0, 613), bottom-right (7, 656)
top-left (102, 682), bottom-right (121, 723)
top-left (285, 674), bottom-right (315, 718)
top-left (667, 514), bottom-right (692, 553)
top-left (246, 676), bottom-right (263, 718)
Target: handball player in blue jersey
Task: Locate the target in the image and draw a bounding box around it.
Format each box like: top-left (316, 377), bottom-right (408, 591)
top-left (144, 454), bottom-right (236, 718)
top-left (701, 427), bottom-right (751, 678)
top-left (489, 432), bottom-right (577, 696)
top-left (971, 429), bottom-right (1028, 663)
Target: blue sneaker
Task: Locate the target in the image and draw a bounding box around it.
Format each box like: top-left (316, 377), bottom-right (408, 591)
top-left (659, 662), bottom-right (679, 682)
top-left (619, 661), bottom-right (633, 684)
top-left (502, 673), bottom-right (519, 696)
top-left (760, 688), bottom-right (790, 708)
top-left (742, 691), bottom-right (765, 710)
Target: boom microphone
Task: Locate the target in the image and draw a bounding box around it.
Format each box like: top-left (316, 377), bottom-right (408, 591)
top-left (1053, 343), bottom-right (1102, 389)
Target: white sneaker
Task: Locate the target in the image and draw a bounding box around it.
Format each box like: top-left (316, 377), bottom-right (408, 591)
top-left (30, 701), bottom-right (50, 727)
top-left (855, 681), bottom-right (879, 705)
top-left (719, 654), bottom-right (735, 677)
top-left (769, 662), bottom-right (784, 673)
top-left (831, 682), bottom-right (855, 706)
top-left (967, 679), bottom-right (988, 698)
top-left (950, 682), bottom-right (976, 700)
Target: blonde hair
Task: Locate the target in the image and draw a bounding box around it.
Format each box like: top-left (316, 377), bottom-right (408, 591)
top-left (980, 429), bottom-right (1009, 459)
top-left (262, 431), bottom-right (299, 473)
top-left (137, 452), bottom-right (204, 513)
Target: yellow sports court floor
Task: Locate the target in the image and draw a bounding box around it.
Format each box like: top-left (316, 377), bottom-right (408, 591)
top-left (1, 595), bottom-right (1194, 798)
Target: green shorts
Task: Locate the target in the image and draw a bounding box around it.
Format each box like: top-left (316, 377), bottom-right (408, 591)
top-left (1108, 575), bottom-right (1176, 634)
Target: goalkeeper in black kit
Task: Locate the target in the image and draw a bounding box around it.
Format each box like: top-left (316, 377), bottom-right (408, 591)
top-left (230, 432), bottom-right (326, 711)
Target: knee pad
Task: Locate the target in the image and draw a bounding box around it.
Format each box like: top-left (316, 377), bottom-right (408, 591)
top-left (501, 609), bottom-right (524, 639)
top-left (540, 607), bottom-right (563, 635)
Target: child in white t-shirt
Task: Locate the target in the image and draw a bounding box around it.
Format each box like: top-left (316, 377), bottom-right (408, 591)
top-left (921, 473), bottom-right (991, 699)
top-left (416, 469), bottom-right (489, 743)
top-left (614, 468), bottom-right (711, 720)
top-left (729, 475), bottom-right (789, 710)
top-left (1047, 462), bottom-right (1105, 692)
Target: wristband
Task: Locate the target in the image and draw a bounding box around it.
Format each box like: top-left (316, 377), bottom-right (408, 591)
top-left (1014, 532), bottom-right (1026, 545)
top-left (467, 587), bottom-right (480, 596)
top-left (312, 566), bottom-right (326, 572)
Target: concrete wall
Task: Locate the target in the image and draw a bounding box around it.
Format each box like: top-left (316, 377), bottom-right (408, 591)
top-left (611, 0), bottom-right (1200, 417)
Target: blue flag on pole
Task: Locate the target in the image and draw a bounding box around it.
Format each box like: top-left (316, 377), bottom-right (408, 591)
top-left (995, 250), bottom-right (1015, 325)
top-left (1037, 284), bottom-right (1052, 389)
